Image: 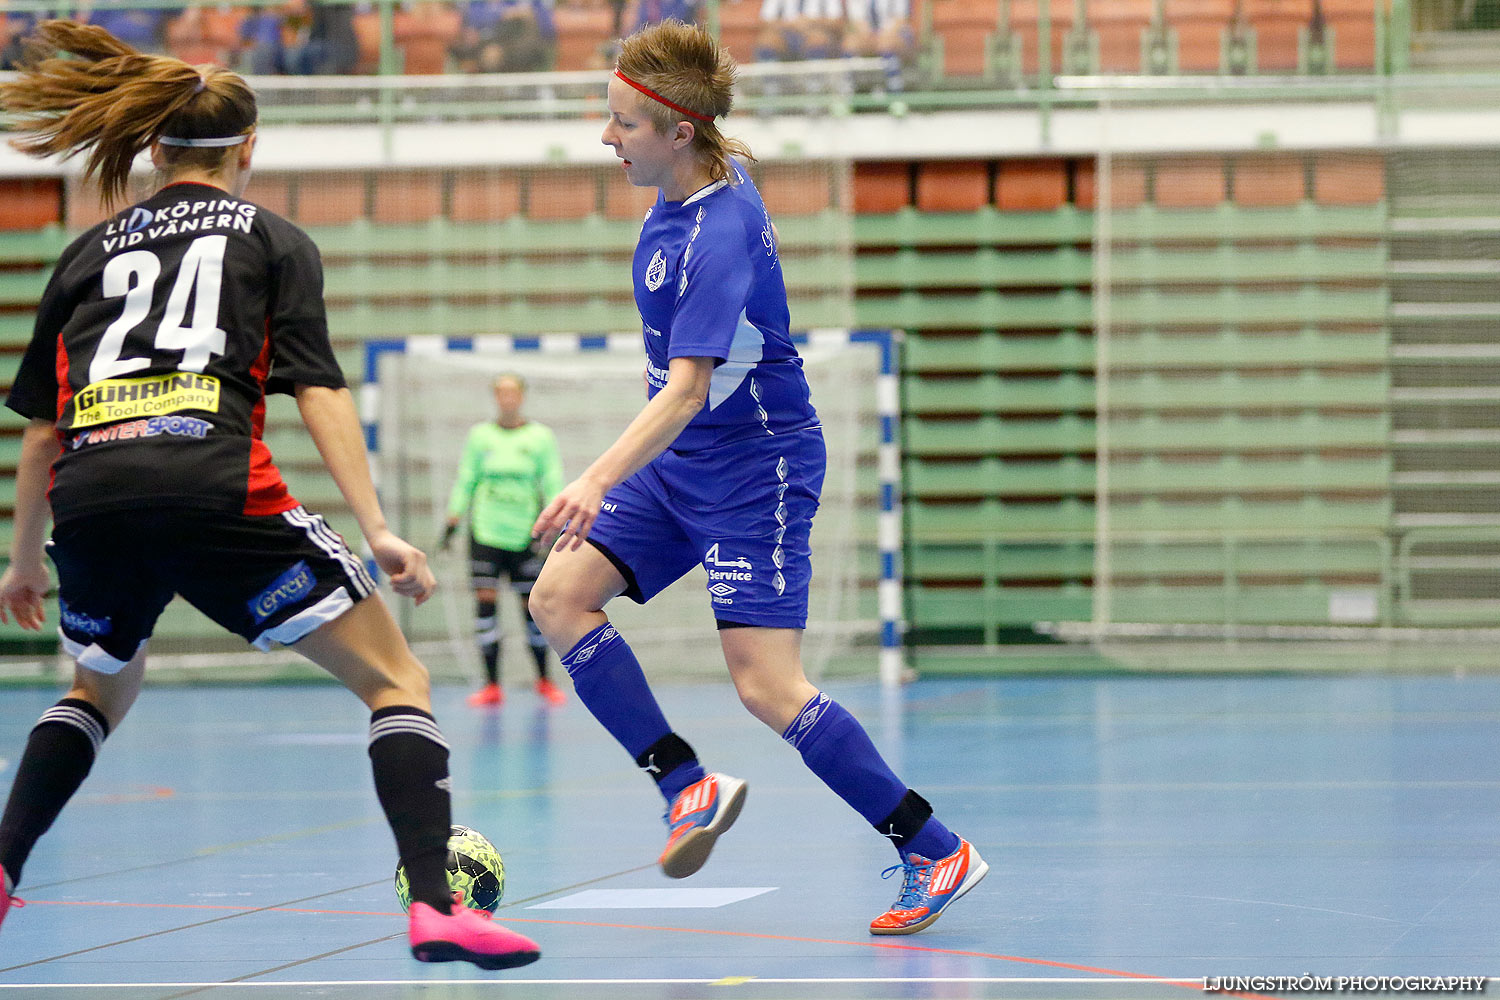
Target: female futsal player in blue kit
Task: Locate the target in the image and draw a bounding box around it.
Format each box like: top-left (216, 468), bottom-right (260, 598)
top-left (528, 20), bottom-right (986, 935)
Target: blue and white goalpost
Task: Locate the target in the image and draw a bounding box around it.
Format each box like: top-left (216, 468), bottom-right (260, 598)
top-left (362, 329), bottom-right (906, 688)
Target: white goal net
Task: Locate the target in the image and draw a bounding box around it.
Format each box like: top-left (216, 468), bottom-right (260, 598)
top-left (369, 331), bottom-right (897, 685)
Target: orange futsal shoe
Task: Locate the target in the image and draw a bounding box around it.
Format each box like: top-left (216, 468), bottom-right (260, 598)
top-left (534, 678), bottom-right (566, 706)
top-left (869, 838), bottom-right (988, 935)
top-left (467, 683), bottom-right (503, 707)
top-left (658, 772), bottom-right (747, 879)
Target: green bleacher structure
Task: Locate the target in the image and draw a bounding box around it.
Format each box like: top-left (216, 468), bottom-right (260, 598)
top-left (1, 147), bottom-right (1491, 664)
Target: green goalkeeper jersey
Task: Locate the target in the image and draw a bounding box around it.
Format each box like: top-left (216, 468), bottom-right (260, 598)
top-left (446, 420), bottom-right (565, 551)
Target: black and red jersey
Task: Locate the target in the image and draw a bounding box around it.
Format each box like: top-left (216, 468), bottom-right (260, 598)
top-left (6, 181), bottom-right (346, 524)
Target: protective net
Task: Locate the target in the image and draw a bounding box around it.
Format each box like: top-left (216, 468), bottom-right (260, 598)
top-left (1063, 98), bottom-right (1500, 671)
top-left (372, 333), bottom-right (887, 684)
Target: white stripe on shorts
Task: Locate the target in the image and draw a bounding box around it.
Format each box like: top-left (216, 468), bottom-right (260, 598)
top-left (368, 713), bottom-right (450, 751)
top-left (282, 506), bottom-right (376, 598)
top-left (59, 633), bottom-right (146, 677)
top-left (252, 587), bottom-right (355, 650)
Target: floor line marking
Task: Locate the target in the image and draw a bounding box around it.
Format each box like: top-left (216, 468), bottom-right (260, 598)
top-left (457, 915), bottom-right (1281, 1000)
top-left (0, 978), bottom-right (1233, 988)
top-left (21, 819), bottom-right (383, 894)
top-left (154, 934), bottom-right (407, 1000)
top-left (9, 900), bottom-right (1277, 1000)
top-left (195, 862), bottom-right (660, 987)
top-left (0, 882), bottom-right (387, 974)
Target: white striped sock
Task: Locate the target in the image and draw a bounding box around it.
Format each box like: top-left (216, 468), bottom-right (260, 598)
top-left (368, 713), bottom-right (450, 752)
top-left (37, 704), bottom-right (107, 756)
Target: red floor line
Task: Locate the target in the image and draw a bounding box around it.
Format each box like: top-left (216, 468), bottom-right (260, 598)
top-left (24, 898), bottom-right (1274, 999)
top-left (28, 900), bottom-right (399, 917)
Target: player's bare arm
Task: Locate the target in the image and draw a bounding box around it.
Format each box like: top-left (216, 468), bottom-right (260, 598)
top-left (294, 384), bottom-right (436, 604)
top-left (0, 419), bottom-right (58, 630)
top-left (533, 355), bottom-right (713, 550)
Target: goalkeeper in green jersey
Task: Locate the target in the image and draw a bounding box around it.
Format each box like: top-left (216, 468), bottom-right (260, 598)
top-left (443, 374), bottom-right (566, 707)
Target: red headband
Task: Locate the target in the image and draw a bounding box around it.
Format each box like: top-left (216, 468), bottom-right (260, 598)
top-left (614, 70), bottom-right (714, 123)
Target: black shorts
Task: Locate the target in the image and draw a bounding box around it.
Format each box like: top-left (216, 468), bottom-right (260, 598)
top-left (48, 505), bottom-right (377, 673)
top-left (469, 538), bottom-right (542, 593)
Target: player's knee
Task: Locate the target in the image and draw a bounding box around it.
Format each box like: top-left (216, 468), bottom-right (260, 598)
top-left (729, 673), bottom-right (801, 731)
top-left (526, 572), bottom-right (569, 634)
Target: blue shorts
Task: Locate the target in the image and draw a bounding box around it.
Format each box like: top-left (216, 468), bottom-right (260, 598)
top-left (588, 428), bottom-right (825, 629)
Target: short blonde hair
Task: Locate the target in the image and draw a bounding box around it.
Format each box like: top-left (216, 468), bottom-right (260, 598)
top-left (615, 20), bottom-right (754, 184)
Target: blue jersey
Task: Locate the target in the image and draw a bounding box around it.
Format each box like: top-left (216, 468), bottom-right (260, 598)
top-left (632, 163), bottom-right (819, 452)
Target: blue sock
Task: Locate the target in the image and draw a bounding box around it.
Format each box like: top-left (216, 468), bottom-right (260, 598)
top-left (904, 816), bottom-right (961, 864)
top-left (784, 692), bottom-right (960, 860)
top-left (561, 622), bottom-right (705, 804)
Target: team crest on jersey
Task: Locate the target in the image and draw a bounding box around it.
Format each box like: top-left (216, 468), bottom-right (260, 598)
top-left (645, 248), bottom-right (668, 291)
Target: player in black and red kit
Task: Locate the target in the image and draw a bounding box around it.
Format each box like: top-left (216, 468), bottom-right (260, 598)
top-left (0, 21), bottom-right (539, 970)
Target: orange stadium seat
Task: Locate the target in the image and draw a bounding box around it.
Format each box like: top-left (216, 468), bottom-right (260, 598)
top-left (1246, 0), bottom-right (1312, 71)
top-left (554, 0), bottom-right (613, 71)
top-left (293, 173), bottom-right (367, 225)
top-left (65, 184), bottom-right (111, 232)
top-left (165, 5), bottom-right (244, 67)
top-left (527, 169), bottom-right (599, 220)
top-left (603, 169), bottom-right (657, 220)
top-left (1073, 158), bottom-right (1097, 208)
top-left (0, 179), bottom-right (62, 231)
top-left (352, 9), bottom-right (383, 73)
top-left (1233, 155), bottom-right (1306, 206)
top-left (931, 0), bottom-right (1001, 77)
top-left (915, 160), bottom-right (991, 212)
top-left (718, 0), bottom-right (764, 64)
top-left (1093, 0), bottom-right (1153, 73)
top-left (1011, 0), bottom-right (1075, 76)
top-left (995, 159), bottom-right (1067, 212)
top-left (1325, 0), bottom-right (1377, 68)
top-left (451, 172), bottom-right (524, 221)
top-left (1312, 154), bottom-right (1384, 205)
top-left (393, 1), bottom-right (463, 74)
top-left (374, 172), bottom-right (445, 224)
top-left (1164, 0), bottom-right (1234, 72)
top-left (854, 162), bottom-right (911, 214)
top-left (1153, 156), bottom-right (1228, 207)
top-left (1075, 159), bottom-right (1149, 210)
top-left (244, 174), bottom-right (294, 217)
top-left (755, 164), bottom-right (834, 217)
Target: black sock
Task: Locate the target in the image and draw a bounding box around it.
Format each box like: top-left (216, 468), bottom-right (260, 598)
top-left (522, 604), bottom-right (548, 680)
top-left (475, 599), bottom-right (499, 684)
top-left (633, 733), bottom-right (702, 801)
top-left (0, 699), bottom-right (110, 887)
top-left (367, 706), bottom-right (453, 914)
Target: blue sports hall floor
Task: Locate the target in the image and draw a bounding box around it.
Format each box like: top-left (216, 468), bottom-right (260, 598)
top-left (0, 671), bottom-right (1494, 999)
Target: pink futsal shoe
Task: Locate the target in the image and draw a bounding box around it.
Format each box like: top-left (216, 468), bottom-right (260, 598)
top-left (658, 772), bottom-right (747, 879)
top-left (0, 865), bottom-right (23, 933)
top-left (869, 838), bottom-right (988, 935)
top-left (409, 892), bottom-right (540, 970)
